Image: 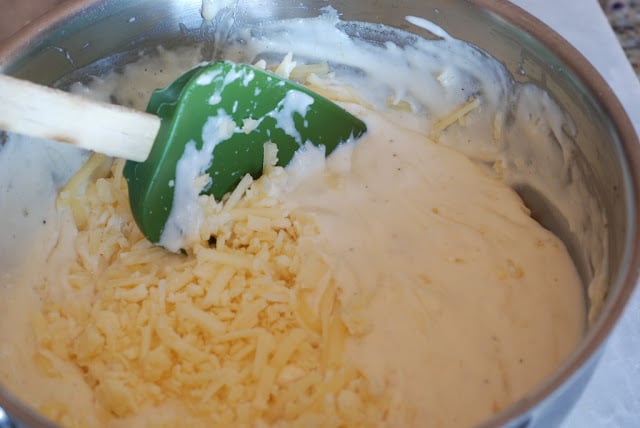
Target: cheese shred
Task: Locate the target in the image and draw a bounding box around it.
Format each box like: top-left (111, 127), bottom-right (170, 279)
top-left (34, 154), bottom-right (388, 426)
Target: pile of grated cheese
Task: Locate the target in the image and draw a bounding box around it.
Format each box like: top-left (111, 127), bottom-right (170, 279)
top-left (32, 147), bottom-right (389, 427)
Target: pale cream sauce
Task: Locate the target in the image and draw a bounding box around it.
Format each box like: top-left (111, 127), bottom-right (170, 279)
top-left (288, 105), bottom-right (583, 426)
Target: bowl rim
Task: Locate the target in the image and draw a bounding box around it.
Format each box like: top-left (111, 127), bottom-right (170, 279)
top-left (1, 0), bottom-right (639, 427)
top-left (0, 0), bottom-right (96, 69)
top-left (473, 1), bottom-right (640, 426)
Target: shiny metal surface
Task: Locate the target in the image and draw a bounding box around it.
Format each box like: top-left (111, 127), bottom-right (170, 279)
top-left (0, 1), bottom-right (638, 427)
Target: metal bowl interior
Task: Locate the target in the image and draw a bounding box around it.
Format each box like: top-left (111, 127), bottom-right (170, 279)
top-left (0, 0), bottom-right (639, 427)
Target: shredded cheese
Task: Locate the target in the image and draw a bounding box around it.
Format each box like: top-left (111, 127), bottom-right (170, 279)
top-left (34, 152), bottom-right (388, 426)
top-left (430, 96), bottom-right (481, 137)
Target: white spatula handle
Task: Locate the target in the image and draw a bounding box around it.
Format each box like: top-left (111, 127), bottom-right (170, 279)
top-left (0, 74), bottom-right (161, 162)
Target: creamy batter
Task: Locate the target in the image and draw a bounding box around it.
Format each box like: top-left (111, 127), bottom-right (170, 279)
top-left (289, 106), bottom-right (583, 426)
top-left (0, 8), bottom-right (587, 428)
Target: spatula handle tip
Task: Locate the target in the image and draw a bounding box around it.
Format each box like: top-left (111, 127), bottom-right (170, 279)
top-left (0, 74), bottom-right (160, 161)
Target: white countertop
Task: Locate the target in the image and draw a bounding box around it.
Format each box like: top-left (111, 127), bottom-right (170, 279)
top-left (512, 1), bottom-right (640, 426)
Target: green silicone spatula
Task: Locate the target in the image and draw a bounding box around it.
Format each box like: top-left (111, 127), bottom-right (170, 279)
top-left (0, 61), bottom-right (367, 247)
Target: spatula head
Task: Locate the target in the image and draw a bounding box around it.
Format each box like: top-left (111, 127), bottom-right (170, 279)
top-left (123, 61), bottom-right (367, 246)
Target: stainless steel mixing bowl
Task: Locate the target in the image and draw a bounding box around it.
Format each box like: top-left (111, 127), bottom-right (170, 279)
top-left (1, 0), bottom-right (639, 427)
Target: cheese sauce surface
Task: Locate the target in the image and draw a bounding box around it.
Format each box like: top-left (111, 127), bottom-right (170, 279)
top-left (288, 107), bottom-right (583, 426)
top-left (0, 8), bottom-right (587, 428)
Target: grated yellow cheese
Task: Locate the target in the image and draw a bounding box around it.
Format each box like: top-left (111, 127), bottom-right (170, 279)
top-left (430, 96), bottom-right (481, 138)
top-left (34, 152), bottom-right (388, 426)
